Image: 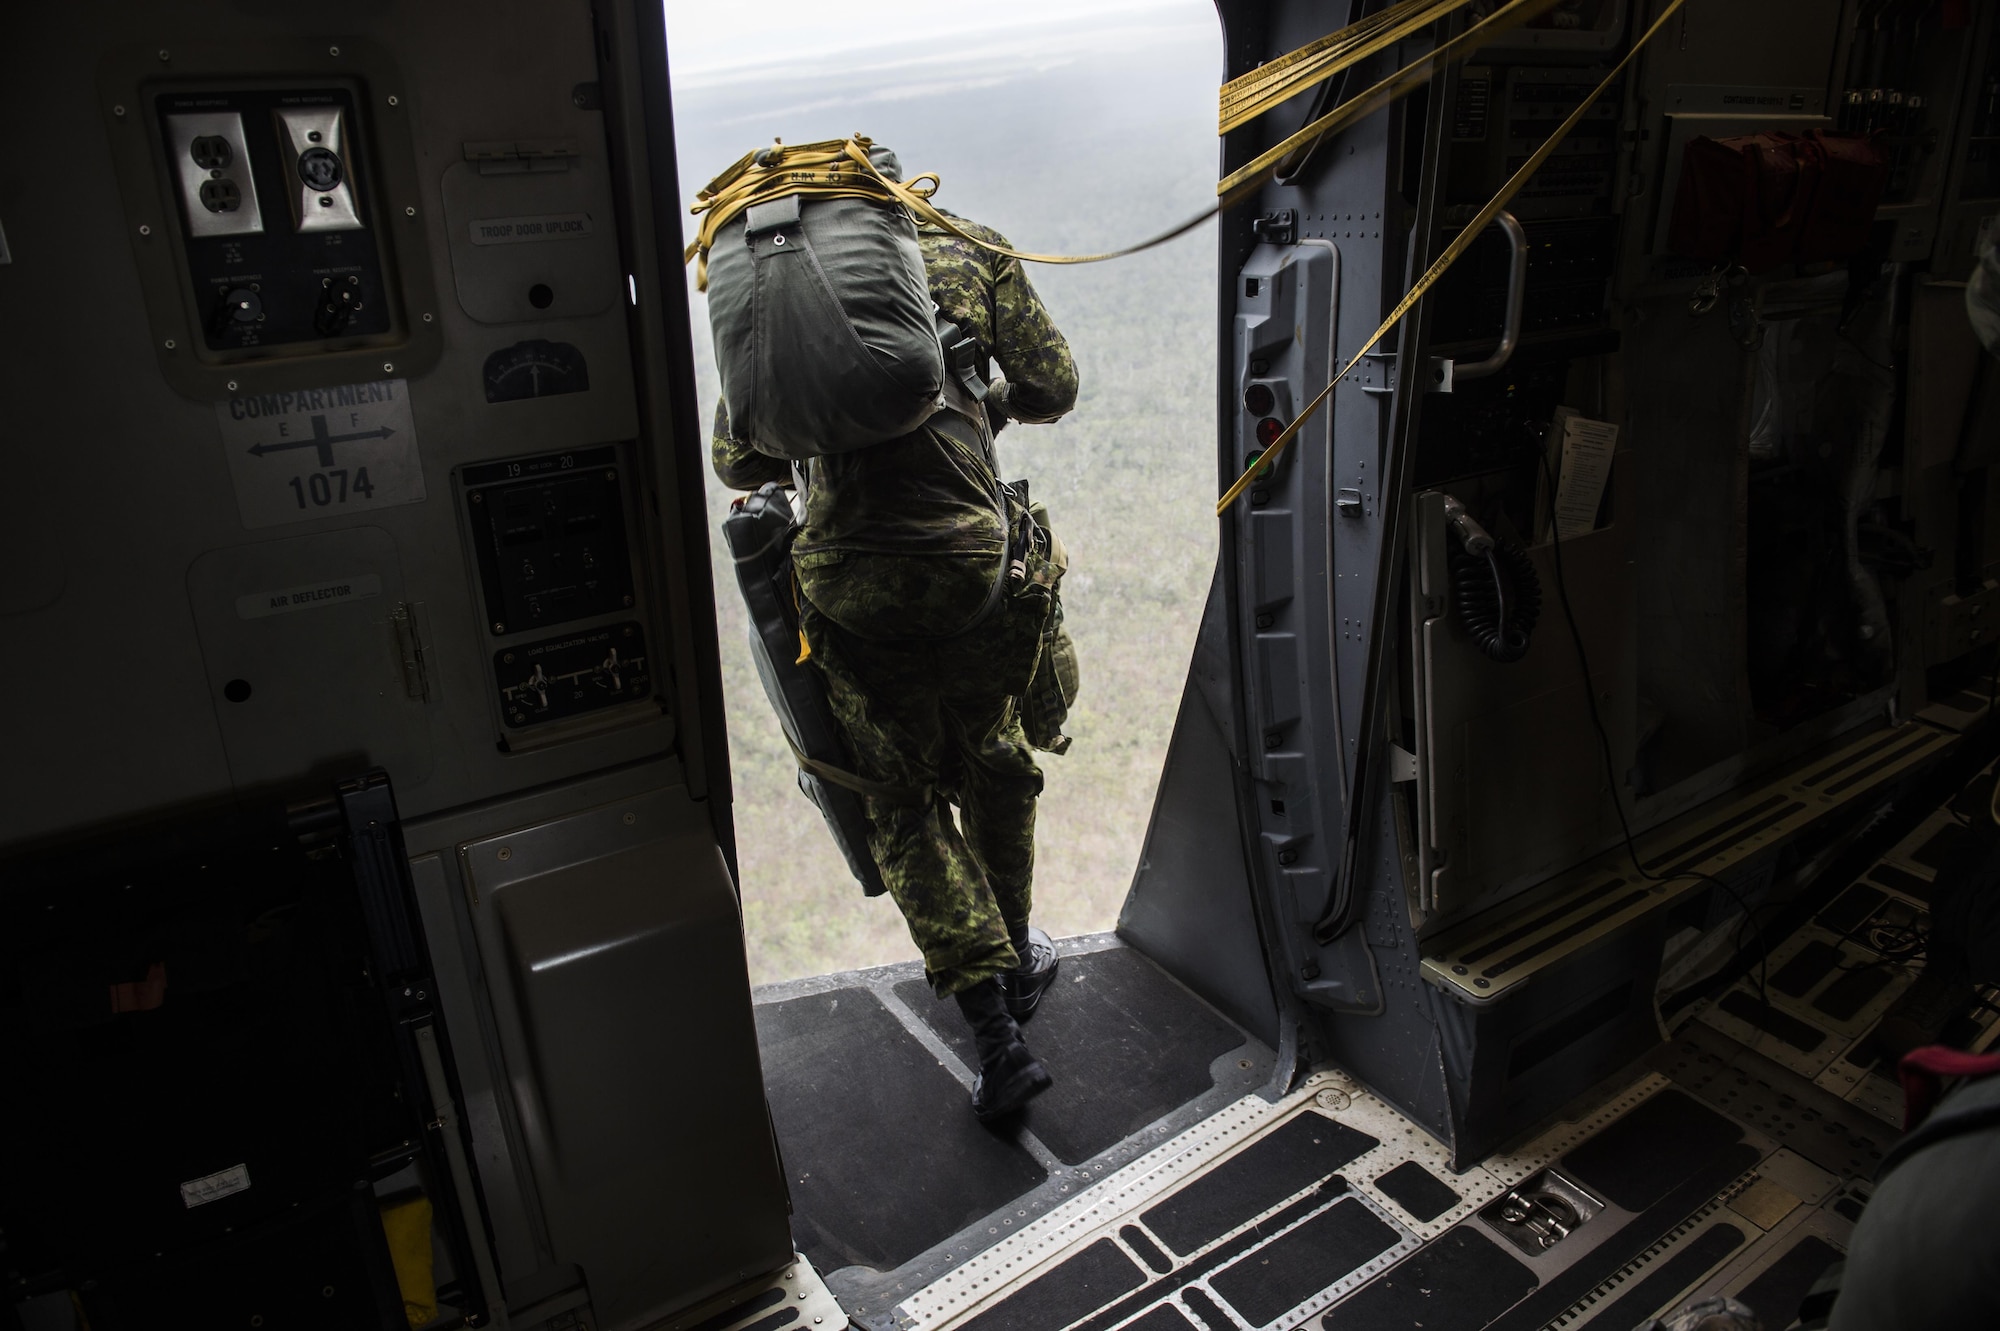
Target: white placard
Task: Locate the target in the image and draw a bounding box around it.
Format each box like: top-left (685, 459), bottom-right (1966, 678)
top-left (214, 379), bottom-right (424, 530)
top-left (180, 1162), bottom-right (251, 1208)
top-left (1553, 412), bottom-right (1619, 540)
top-left (469, 212), bottom-right (594, 245)
top-left (234, 573), bottom-right (384, 620)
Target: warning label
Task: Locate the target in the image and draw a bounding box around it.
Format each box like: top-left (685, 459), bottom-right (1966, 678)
top-left (180, 1162), bottom-right (251, 1209)
top-left (469, 212), bottom-right (594, 246)
top-left (235, 574), bottom-right (384, 620)
top-left (213, 379), bottom-right (424, 530)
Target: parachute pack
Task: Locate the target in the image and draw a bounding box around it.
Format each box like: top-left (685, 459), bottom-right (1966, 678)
top-left (696, 143), bottom-right (946, 461)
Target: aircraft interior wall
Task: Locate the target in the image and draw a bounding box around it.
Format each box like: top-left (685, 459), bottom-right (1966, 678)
top-left (2, 3), bottom-right (792, 1328)
top-left (1126, 0), bottom-right (2000, 1165)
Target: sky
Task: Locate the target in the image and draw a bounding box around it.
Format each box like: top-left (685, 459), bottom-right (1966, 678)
top-left (662, 0), bottom-right (1204, 75)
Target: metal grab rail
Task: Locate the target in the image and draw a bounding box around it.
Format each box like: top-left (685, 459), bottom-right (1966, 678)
top-left (1451, 209), bottom-right (1528, 381)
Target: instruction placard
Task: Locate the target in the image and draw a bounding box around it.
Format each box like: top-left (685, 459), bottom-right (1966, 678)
top-left (235, 574), bottom-right (384, 620)
top-left (214, 379), bottom-right (424, 530)
top-left (469, 212), bottom-right (594, 245)
top-left (1537, 406), bottom-right (1618, 542)
top-left (1553, 414), bottom-right (1618, 539)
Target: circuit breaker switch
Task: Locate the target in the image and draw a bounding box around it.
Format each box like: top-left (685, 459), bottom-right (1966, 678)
top-left (274, 106), bottom-right (363, 232)
top-left (164, 111), bottom-right (263, 238)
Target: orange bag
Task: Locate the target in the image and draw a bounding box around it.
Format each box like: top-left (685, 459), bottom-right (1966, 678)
top-left (1668, 131), bottom-right (1888, 273)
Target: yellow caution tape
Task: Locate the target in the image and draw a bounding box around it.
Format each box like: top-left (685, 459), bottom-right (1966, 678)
top-left (1215, 0), bottom-right (1686, 515)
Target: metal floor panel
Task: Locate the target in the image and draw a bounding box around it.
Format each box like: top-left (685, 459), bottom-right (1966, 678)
top-left (658, 1254), bottom-right (847, 1331)
top-left (1696, 757), bottom-right (2000, 1128)
top-left (889, 1040), bottom-right (1866, 1331)
top-left (752, 968), bottom-right (1852, 1331)
top-left (1422, 720), bottom-right (1960, 1003)
top-left (774, 754), bottom-right (1999, 1330)
top-left (751, 934), bottom-right (1276, 1328)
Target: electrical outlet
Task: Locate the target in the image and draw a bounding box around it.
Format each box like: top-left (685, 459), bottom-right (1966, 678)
top-left (165, 111), bottom-right (263, 239)
top-left (274, 106), bottom-right (363, 233)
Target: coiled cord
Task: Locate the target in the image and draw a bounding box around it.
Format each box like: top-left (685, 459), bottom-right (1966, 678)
top-left (1450, 535), bottom-right (1541, 663)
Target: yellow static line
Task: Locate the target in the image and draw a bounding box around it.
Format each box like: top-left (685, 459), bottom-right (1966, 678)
top-left (1214, 0), bottom-right (1686, 516)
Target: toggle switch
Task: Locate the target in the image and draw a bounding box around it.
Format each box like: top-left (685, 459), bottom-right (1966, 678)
top-left (523, 664), bottom-right (551, 710)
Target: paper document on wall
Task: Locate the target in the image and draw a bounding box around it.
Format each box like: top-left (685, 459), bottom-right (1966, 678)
top-left (1551, 413), bottom-right (1618, 540)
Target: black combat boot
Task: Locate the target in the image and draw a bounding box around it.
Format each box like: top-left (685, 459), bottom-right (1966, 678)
top-left (1001, 925), bottom-right (1061, 1022)
top-left (955, 978), bottom-right (1052, 1120)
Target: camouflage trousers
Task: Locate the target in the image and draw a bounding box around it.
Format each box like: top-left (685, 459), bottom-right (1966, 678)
top-left (799, 550), bottom-right (1049, 996)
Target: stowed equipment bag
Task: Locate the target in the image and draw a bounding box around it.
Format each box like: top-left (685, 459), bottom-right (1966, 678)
top-left (1012, 495), bottom-right (1079, 754)
top-left (695, 139), bottom-right (946, 459)
top-left (722, 482), bottom-right (894, 896)
top-left (1667, 130), bottom-right (1888, 273)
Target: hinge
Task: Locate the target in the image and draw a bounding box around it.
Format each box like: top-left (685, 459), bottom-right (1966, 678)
top-left (463, 139), bottom-right (580, 174)
top-left (1358, 354), bottom-right (1454, 396)
top-left (390, 602), bottom-right (431, 701)
top-left (1387, 743), bottom-right (1418, 783)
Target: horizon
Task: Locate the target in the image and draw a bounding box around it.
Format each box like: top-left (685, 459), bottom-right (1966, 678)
top-left (662, 0), bottom-right (1218, 79)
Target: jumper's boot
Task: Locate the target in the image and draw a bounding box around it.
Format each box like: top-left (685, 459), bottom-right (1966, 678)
top-left (1001, 925), bottom-right (1061, 1022)
top-left (955, 978), bottom-right (1052, 1121)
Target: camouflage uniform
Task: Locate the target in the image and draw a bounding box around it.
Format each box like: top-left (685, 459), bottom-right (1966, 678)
top-left (712, 213), bottom-right (1079, 996)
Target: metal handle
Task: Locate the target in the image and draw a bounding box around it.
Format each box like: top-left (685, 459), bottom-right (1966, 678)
top-left (1452, 210), bottom-right (1527, 382)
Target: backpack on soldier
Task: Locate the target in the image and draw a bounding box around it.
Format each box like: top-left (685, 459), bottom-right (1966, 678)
top-left (699, 147), bottom-right (945, 460)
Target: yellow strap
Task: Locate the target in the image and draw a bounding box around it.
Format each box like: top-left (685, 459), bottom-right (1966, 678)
top-left (1218, 0), bottom-right (1562, 206)
top-left (1219, 0), bottom-right (1475, 135)
top-left (685, 136), bottom-right (1216, 286)
top-left (683, 2), bottom-right (1557, 280)
top-left (1216, 0), bottom-right (1687, 515)
top-left (791, 563), bottom-right (813, 664)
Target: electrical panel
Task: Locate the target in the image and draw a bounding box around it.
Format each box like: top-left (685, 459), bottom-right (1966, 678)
top-left (100, 44), bottom-right (443, 400)
top-left (1429, 38), bottom-right (1626, 493)
top-left (459, 446), bottom-right (653, 738)
top-left (158, 87), bottom-right (398, 357)
top-left (1448, 68), bottom-right (1623, 222)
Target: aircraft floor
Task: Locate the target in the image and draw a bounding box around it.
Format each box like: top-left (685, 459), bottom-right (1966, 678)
top-left (849, 1019), bottom-right (1897, 1331)
top-left (754, 759), bottom-right (2000, 1331)
top-left (752, 935), bottom-right (1277, 1325)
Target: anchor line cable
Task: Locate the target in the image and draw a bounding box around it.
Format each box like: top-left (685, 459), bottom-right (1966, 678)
top-left (1215, 0), bottom-right (1687, 515)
